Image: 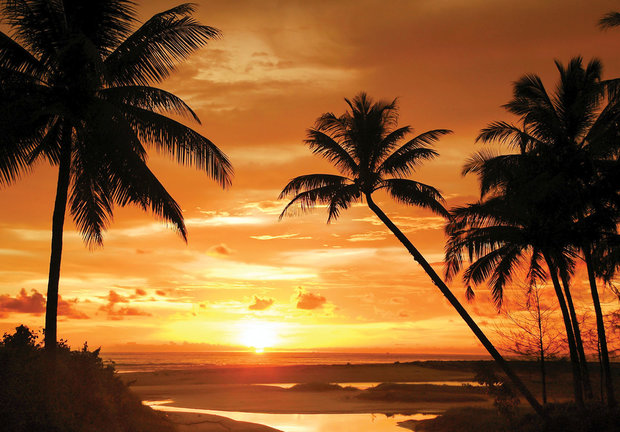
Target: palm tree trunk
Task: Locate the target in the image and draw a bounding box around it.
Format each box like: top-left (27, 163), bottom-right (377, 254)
top-left (44, 129), bottom-right (72, 351)
top-left (543, 254), bottom-right (584, 407)
top-left (583, 248), bottom-right (616, 408)
top-left (365, 193), bottom-right (544, 416)
top-left (559, 269), bottom-right (593, 399)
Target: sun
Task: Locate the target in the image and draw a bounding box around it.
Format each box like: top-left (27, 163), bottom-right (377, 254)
top-left (238, 320), bottom-right (279, 353)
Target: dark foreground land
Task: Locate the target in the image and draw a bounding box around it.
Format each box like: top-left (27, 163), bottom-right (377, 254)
top-left (2, 326), bottom-right (619, 432)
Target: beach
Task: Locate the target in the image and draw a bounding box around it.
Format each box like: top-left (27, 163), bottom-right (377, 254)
top-left (123, 362), bottom-right (495, 431)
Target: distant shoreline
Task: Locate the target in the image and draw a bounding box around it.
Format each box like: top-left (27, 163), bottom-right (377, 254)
top-left (103, 351), bottom-right (493, 373)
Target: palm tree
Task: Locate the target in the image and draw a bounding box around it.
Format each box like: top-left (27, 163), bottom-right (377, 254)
top-left (449, 58), bottom-right (619, 407)
top-left (0, 0), bottom-right (232, 351)
top-left (279, 92), bottom-right (544, 416)
top-left (445, 187), bottom-right (589, 406)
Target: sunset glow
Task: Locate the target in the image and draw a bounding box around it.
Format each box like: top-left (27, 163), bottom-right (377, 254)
top-left (238, 321), bottom-right (280, 352)
top-left (0, 0), bottom-right (619, 355)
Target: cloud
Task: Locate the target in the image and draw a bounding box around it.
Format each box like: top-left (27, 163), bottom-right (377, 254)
top-left (352, 216), bottom-right (446, 232)
top-left (107, 290), bottom-right (129, 305)
top-left (103, 306), bottom-right (152, 320)
top-left (99, 290), bottom-right (151, 320)
top-left (185, 211), bottom-right (268, 227)
top-left (389, 297), bottom-right (408, 305)
top-left (155, 290), bottom-right (166, 296)
top-left (295, 288), bottom-right (327, 310)
top-left (248, 295), bottom-right (275, 311)
top-left (250, 233), bottom-right (311, 240)
top-left (242, 200), bottom-right (287, 215)
top-left (208, 243), bottom-right (234, 257)
top-left (347, 231), bottom-right (388, 242)
top-left (0, 289), bottom-right (88, 319)
top-left (134, 288), bottom-right (147, 297)
top-left (0, 288), bottom-right (44, 315)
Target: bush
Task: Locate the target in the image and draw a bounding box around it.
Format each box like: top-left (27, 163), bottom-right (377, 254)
top-left (0, 325), bottom-right (175, 432)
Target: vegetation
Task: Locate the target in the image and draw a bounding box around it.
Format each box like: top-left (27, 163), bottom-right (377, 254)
top-left (405, 405), bottom-right (620, 432)
top-left (445, 57), bottom-right (620, 408)
top-left (278, 92), bottom-right (543, 415)
top-left (0, 0), bottom-right (232, 350)
top-left (0, 325), bottom-right (174, 432)
top-left (493, 286), bottom-right (563, 404)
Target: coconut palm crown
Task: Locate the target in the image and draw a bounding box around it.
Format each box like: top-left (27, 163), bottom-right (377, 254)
top-left (0, 0), bottom-right (233, 349)
top-left (279, 92), bottom-right (450, 220)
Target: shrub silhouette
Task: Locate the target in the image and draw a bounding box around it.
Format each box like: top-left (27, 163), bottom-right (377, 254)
top-left (0, 326), bottom-right (174, 432)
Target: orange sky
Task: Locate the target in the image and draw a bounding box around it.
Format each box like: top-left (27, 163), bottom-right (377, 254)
top-left (0, 0), bottom-right (619, 353)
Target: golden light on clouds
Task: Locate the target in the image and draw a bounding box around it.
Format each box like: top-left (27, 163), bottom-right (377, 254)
top-left (1, 0), bottom-right (619, 353)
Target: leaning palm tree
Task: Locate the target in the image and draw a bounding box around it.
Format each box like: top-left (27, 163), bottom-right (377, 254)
top-left (0, 0), bottom-right (232, 350)
top-left (279, 92), bottom-right (544, 415)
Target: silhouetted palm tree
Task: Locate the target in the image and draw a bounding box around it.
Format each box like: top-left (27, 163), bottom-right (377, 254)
top-left (0, 1), bottom-right (232, 351)
top-left (445, 185), bottom-right (589, 406)
top-left (449, 58), bottom-right (619, 407)
top-left (279, 92), bottom-right (544, 415)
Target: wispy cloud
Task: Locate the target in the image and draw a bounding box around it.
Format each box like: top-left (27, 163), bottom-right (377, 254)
top-left (250, 233), bottom-right (311, 240)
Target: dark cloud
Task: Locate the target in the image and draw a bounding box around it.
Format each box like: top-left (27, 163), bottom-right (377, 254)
top-left (248, 295), bottom-right (274, 311)
top-left (134, 288), bottom-right (147, 297)
top-left (155, 290), bottom-right (166, 296)
top-left (296, 289), bottom-right (326, 310)
top-left (0, 289), bottom-right (87, 319)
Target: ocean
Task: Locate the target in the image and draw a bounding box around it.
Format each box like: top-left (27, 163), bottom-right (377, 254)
top-left (102, 351), bottom-right (489, 373)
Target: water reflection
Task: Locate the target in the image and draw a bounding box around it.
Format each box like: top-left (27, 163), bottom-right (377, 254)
top-left (146, 400), bottom-right (438, 432)
top-left (258, 381), bottom-right (481, 390)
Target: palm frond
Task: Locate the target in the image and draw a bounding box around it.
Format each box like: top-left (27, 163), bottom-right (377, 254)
top-left (60, 0), bottom-right (137, 55)
top-left (121, 105), bottom-right (232, 187)
top-left (108, 147), bottom-right (187, 242)
top-left (599, 11), bottom-right (620, 29)
top-left (278, 174), bottom-right (350, 200)
top-left (2, 0), bottom-right (64, 66)
top-left (305, 129), bottom-right (358, 175)
top-left (279, 184), bottom-right (357, 221)
top-left (70, 158), bottom-right (114, 247)
top-left (380, 178), bottom-right (449, 217)
top-left (371, 125), bottom-right (411, 168)
top-left (476, 121), bottom-right (539, 152)
top-left (504, 73), bottom-right (560, 141)
top-left (378, 129), bottom-right (449, 176)
top-left (0, 30), bottom-right (48, 79)
top-left (104, 3), bottom-right (220, 86)
top-left (99, 85), bottom-right (201, 123)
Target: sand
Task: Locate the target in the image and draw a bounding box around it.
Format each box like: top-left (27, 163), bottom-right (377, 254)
top-left (126, 362), bottom-right (492, 431)
top-left (164, 412), bottom-right (282, 432)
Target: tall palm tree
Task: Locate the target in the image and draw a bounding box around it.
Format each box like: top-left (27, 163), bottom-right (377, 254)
top-left (279, 92), bottom-right (544, 416)
top-left (0, 0), bottom-right (232, 351)
top-left (449, 58), bottom-right (619, 407)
